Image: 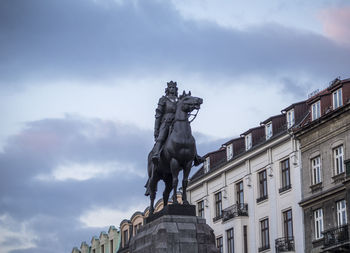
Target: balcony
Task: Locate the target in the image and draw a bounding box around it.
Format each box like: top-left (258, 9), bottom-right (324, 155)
top-left (275, 237), bottom-right (295, 252)
top-left (212, 214), bottom-right (223, 222)
top-left (322, 224), bottom-right (350, 251)
top-left (222, 203), bottom-right (248, 222)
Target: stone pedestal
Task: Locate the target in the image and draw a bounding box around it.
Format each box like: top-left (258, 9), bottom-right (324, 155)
top-left (129, 205), bottom-right (219, 253)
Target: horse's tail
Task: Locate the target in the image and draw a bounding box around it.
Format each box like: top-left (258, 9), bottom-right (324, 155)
top-left (144, 178), bottom-right (150, 196)
top-left (145, 151), bottom-right (153, 196)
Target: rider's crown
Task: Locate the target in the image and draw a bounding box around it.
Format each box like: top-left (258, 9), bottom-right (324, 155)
top-left (167, 81), bottom-right (177, 88)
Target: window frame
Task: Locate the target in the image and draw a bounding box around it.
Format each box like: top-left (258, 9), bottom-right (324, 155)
top-left (311, 156), bottom-right (322, 185)
top-left (287, 109), bottom-right (295, 129)
top-left (214, 192), bottom-right (222, 219)
top-left (333, 145), bottom-right (344, 175)
top-left (260, 218), bottom-right (270, 250)
top-left (204, 157), bottom-right (210, 173)
top-left (333, 88), bottom-right (343, 109)
top-left (227, 143), bottom-right (233, 161)
top-left (311, 100), bottom-right (321, 120)
top-left (314, 208), bottom-right (324, 240)
top-left (258, 170), bottom-right (268, 201)
top-left (216, 236), bottom-right (223, 253)
top-left (197, 200), bottom-right (204, 218)
top-left (245, 134), bottom-right (252, 151)
top-left (226, 228), bottom-right (234, 253)
top-left (265, 122), bottom-right (273, 140)
top-left (337, 200), bottom-right (347, 226)
top-left (280, 159), bottom-right (291, 192)
top-left (283, 209), bottom-right (293, 239)
top-left (236, 181), bottom-right (244, 204)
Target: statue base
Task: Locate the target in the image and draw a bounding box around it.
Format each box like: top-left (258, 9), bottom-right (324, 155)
top-left (145, 204), bottom-right (196, 223)
top-left (130, 205), bottom-right (219, 253)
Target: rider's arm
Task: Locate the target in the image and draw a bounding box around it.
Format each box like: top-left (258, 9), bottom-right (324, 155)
top-left (154, 97), bottom-right (165, 140)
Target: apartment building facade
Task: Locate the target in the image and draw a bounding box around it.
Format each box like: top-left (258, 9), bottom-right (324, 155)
top-left (296, 78), bottom-right (350, 252)
top-left (187, 101), bottom-right (308, 253)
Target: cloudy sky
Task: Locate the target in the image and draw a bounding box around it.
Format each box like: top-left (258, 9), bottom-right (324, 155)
top-left (1, 0), bottom-right (350, 252)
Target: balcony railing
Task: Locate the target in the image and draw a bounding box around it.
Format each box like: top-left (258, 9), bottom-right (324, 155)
top-left (213, 213), bottom-right (223, 222)
top-left (275, 236), bottom-right (295, 252)
top-left (322, 224), bottom-right (349, 248)
top-left (222, 203), bottom-right (248, 222)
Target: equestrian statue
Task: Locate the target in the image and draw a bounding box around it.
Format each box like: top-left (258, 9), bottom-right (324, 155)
top-left (145, 81), bottom-right (204, 214)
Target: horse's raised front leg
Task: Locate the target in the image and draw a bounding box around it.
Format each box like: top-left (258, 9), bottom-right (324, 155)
top-left (170, 158), bottom-right (180, 204)
top-left (182, 161), bottom-right (192, 205)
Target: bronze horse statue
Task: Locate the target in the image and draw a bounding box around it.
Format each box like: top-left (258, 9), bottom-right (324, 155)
top-left (145, 91), bottom-right (203, 214)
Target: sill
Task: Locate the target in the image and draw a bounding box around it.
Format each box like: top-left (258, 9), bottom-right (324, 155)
top-left (312, 238), bottom-right (323, 244)
top-left (279, 184), bottom-right (292, 194)
top-left (332, 172), bottom-right (345, 183)
top-left (310, 182), bottom-right (322, 193)
top-left (257, 195), bottom-right (268, 204)
top-left (258, 245), bottom-right (270, 252)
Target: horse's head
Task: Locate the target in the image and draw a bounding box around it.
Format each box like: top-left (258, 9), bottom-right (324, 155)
top-left (178, 90), bottom-right (203, 113)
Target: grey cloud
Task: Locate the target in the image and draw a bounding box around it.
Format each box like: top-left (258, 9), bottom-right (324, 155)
top-left (1, 0), bottom-right (349, 91)
top-left (0, 115), bottom-right (220, 253)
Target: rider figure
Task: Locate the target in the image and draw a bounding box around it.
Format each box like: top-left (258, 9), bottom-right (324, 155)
top-left (151, 81), bottom-right (203, 166)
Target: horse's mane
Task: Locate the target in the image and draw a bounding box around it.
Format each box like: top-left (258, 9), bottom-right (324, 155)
top-left (178, 90), bottom-right (191, 100)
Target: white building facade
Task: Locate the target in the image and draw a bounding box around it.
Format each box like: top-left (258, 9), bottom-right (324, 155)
top-left (188, 102), bottom-right (308, 253)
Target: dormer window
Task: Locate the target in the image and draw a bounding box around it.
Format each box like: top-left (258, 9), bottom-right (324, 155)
top-left (245, 134), bottom-right (252, 151)
top-left (226, 144), bottom-right (233, 161)
top-left (287, 109), bottom-right (295, 129)
top-left (265, 122), bottom-right (273, 140)
top-left (311, 100), bottom-right (321, 120)
top-left (204, 157), bottom-right (210, 173)
top-left (333, 88), bottom-right (343, 109)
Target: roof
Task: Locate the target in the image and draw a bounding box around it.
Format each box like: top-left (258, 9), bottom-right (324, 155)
top-left (281, 100), bottom-right (306, 113)
top-left (260, 114), bottom-right (284, 125)
top-left (240, 125), bottom-right (264, 136)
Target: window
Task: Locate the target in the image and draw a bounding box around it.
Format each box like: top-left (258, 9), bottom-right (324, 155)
top-left (245, 134), bottom-right (252, 150)
top-left (134, 223), bottom-right (142, 235)
top-left (204, 157), bottom-right (210, 173)
top-left (312, 100), bottom-right (321, 120)
top-left (258, 170), bottom-right (268, 202)
top-left (101, 244), bottom-right (105, 253)
top-left (283, 209), bottom-right (293, 239)
top-left (260, 218), bottom-right (270, 251)
top-left (287, 109), bottom-right (295, 129)
top-left (123, 229), bottom-right (128, 247)
top-left (337, 200), bottom-right (347, 226)
top-left (236, 181), bottom-right (244, 204)
top-left (333, 88), bottom-right (343, 109)
top-left (265, 122), bottom-right (273, 140)
top-left (93, 249), bottom-right (96, 253)
top-left (197, 200), bottom-right (204, 218)
top-left (243, 225), bottom-right (248, 253)
top-left (227, 144), bottom-right (233, 161)
top-left (216, 236), bottom-right (223, 253)
top-left (214, 192), bottom-right (222, 219)
top-left (334, 146), bottom-right (344, 175)
top-left (280, 159), bottom-right (291, 192)
top-left (314, 209), bottom-right (324, 240)
top-left (311, 156), bottom-right (322, 185)
top-left (110, 240), bottom-right (113, 253)
top-left (227, 228), bottom-right (234, 253)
